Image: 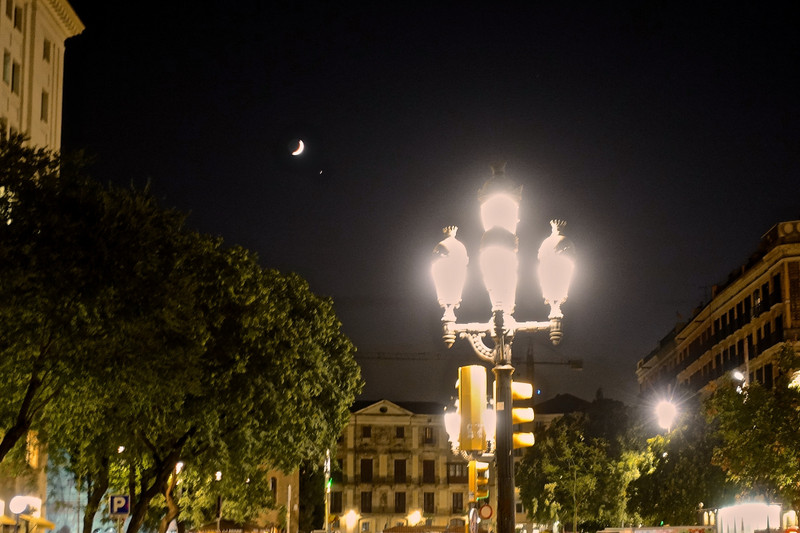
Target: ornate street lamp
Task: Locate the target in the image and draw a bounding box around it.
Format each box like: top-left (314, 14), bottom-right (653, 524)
top-left (432, 163), bottom-right (575, 533)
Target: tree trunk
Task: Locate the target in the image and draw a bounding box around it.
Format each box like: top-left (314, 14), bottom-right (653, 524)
top-left (0, 374), bottom-right (41, 463)
top-left (157, 470), bottom-right (180, 533)
top-left (83, 466), bottom-right (110, 533)
top-left (126, 440), bottom-right (191, 533)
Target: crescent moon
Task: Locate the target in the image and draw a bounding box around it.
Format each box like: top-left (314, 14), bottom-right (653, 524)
top-left (291, 139), bottom-right (305, 156)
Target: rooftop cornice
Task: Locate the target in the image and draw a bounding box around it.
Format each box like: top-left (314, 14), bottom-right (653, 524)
top-left (42, 0), bottom-right (85, 38)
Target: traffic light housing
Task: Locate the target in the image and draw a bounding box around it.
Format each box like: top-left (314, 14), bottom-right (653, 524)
top-left (457, 365), bottom-right (487, 451)
top-left (511, 380), bottom-right (535, 448)
top-left (468, 460), bottom-right (490, 501)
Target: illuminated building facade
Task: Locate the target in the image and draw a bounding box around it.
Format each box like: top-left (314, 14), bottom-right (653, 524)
top-left (0, 0), bottom-right (83, 148)
top-left (332, 400), bottom-right (473, 533)
top-left (637, 221), bottom-right (800, 394)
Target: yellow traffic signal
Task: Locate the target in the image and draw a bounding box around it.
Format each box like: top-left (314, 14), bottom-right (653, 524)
top-left (511, 380), bottom-right (535, 448)
top-left (468, 460), bottom-right (490, 501)
top-left (458, 365), bottom-right (487, 451)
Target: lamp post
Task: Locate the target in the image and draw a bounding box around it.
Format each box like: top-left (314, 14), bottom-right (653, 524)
top-left (431, 163), bottom-right (575, 533)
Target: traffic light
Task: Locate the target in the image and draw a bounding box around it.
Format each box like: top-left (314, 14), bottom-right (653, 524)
top-left (468, 460), bottom-right (490, 501)
top-left (458, 365), bottom-right (487, 451)
top-left (511, 380), bottom-right (535, 448)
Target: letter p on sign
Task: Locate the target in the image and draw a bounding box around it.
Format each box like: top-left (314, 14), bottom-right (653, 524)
top-left (109, 494), bottom-right (130, 517)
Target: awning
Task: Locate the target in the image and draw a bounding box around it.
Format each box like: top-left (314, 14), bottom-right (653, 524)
top-left (19, 515), bottom-right (56, 530)
top-left (190, 520), bottom-right (269, 533)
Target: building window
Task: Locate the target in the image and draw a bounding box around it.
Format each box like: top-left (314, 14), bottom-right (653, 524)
top-left (394, 459), bottom-right (406, 483)
top-left (516, 502), bottom-right (524, 513)
top-left (13, 5), bottom-right (21, 30)
top-left (331, 491), bottom-right (343, 514)
top-left (43, 38), bottom-right (51, 62)
top-left (423, 426), bottom-right (434, 444)
top-left (2, 50), bottom-right (9, 84)
top-left (11, 61), bottom-right (20, 94)
top-left (452, 492), bottom-right (464, 513)
top-left (447, 462), bottom-right (467, 483)
top-left (361, 523), bottom-right (370, 532)
top-left (269, 477), bottom-right (277, 494)
top-left (423, 492), bottom-right (435, 514)
top-left (361, 425), bottom-right (371, 438)
top-left (360, 491), bottom-right (372, 513)
top-left (422, 460), bottom-right (435, 484)
top-left (360, 458), bottom-right (373, 483)
top-left (394, 492), bottom-right (406, 513)
top-left (4, 0), bottom-right (11, 19)
top-left (332, 458), bottom-right (343, 483)
top-left (41, 91), bottom-right (49, 122)
top-left (395, 426), bottom-right (404, 438)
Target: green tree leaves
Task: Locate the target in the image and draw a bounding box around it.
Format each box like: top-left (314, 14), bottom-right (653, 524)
top-left (706, 344), bottom-right (800, 510)
top-left (0, 132), bottom-right (363, 533)
top-left (517, 398), bottom-right (641, 532)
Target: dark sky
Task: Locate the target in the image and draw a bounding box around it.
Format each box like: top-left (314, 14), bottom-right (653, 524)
top-left (61, 2), bottom-right (800, 406)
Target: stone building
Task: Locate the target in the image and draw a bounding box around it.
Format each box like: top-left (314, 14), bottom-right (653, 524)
top-left (637, 220), bottom-right (800, 394)
top-left (331, 400), bottom-right (474, 533)
top-left (0, 0), bottom-right (83, 148)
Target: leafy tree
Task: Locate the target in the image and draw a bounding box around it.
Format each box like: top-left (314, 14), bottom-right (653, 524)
top-left (706, 344), bottom-right (800, 510)
top-left (517, 398), bottom-right (641, 532)
top-left (1, 132), bottom-right (363, 533)
top-left (628, 394), bottom-right (738, 525)
top-left (0, 131), bottom-right (119, 463)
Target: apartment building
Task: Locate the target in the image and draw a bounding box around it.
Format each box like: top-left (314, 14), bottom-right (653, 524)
top-left (0, 0), bottom-right (83, 148)
top-left (331, 400), bottom-right (474, 533)
top-left (637, 220), bottom-right (800, 394)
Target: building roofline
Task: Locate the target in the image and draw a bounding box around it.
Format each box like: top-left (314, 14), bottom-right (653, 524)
top-left (43, 0), bottom-right (85, 38)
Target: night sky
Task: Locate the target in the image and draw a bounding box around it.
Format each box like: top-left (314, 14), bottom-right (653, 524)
top-left (60, 2), bottom-right (800, 406)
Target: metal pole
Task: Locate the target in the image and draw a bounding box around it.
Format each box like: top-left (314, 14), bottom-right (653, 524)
top-left (492, 310), bottom-right (515, 533)
top-left (325, 450), bottom-right (331, 533)
top-left (493, 362), bottom-right (515, 533)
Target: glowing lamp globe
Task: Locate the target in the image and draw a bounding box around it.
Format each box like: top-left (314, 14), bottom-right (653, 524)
top-left (8, 497), bottom-right (27, 515)
top-left (480, 193), bottom-right (520, 234)
top-left (480, 227), bottom-right (519, 314)
top-left (432, 226), bottom-right (469, 319)
top-left (477, 161), bottom-right (522, 233)
top-left (9, 495), bottom-right (40, 516)
top-left (537, 220), bottom-right (575, 318)
top-left (444, 408), bottom-right (460, 446)
top-left (655, 400), bottom-right (678, 430)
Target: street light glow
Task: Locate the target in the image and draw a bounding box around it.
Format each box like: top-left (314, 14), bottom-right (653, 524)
top-left (480, 193), bottom-right (519, 233)
top-left (480, 243), bottom-right (519, 314)
top-left (407, 510), bottom-right (423, 527)
top-left (344, 510), bottom-right (359, 530)
top-left (431, 226), bottom-right (469, 326)
top-left (655, 400), bottom-right (678, 430)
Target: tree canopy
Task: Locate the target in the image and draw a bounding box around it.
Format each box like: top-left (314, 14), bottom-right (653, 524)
top-left (517, 397), bottom-right (641, 533)
top-left (628, 394), bottom-right (738, 526)
top-left (706, 344), bottom-right (800, 510)
top-left (0, 132), bottom-right (363, 533)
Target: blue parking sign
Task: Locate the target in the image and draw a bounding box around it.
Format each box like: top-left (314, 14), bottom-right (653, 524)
top-left (109, 494), bottom-right (130, 517)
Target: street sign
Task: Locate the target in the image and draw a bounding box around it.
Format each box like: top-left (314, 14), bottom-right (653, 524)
top-left (479, 503), bottom-right (493, 520)
top-left (109, 494), bottom-right (130, 517)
